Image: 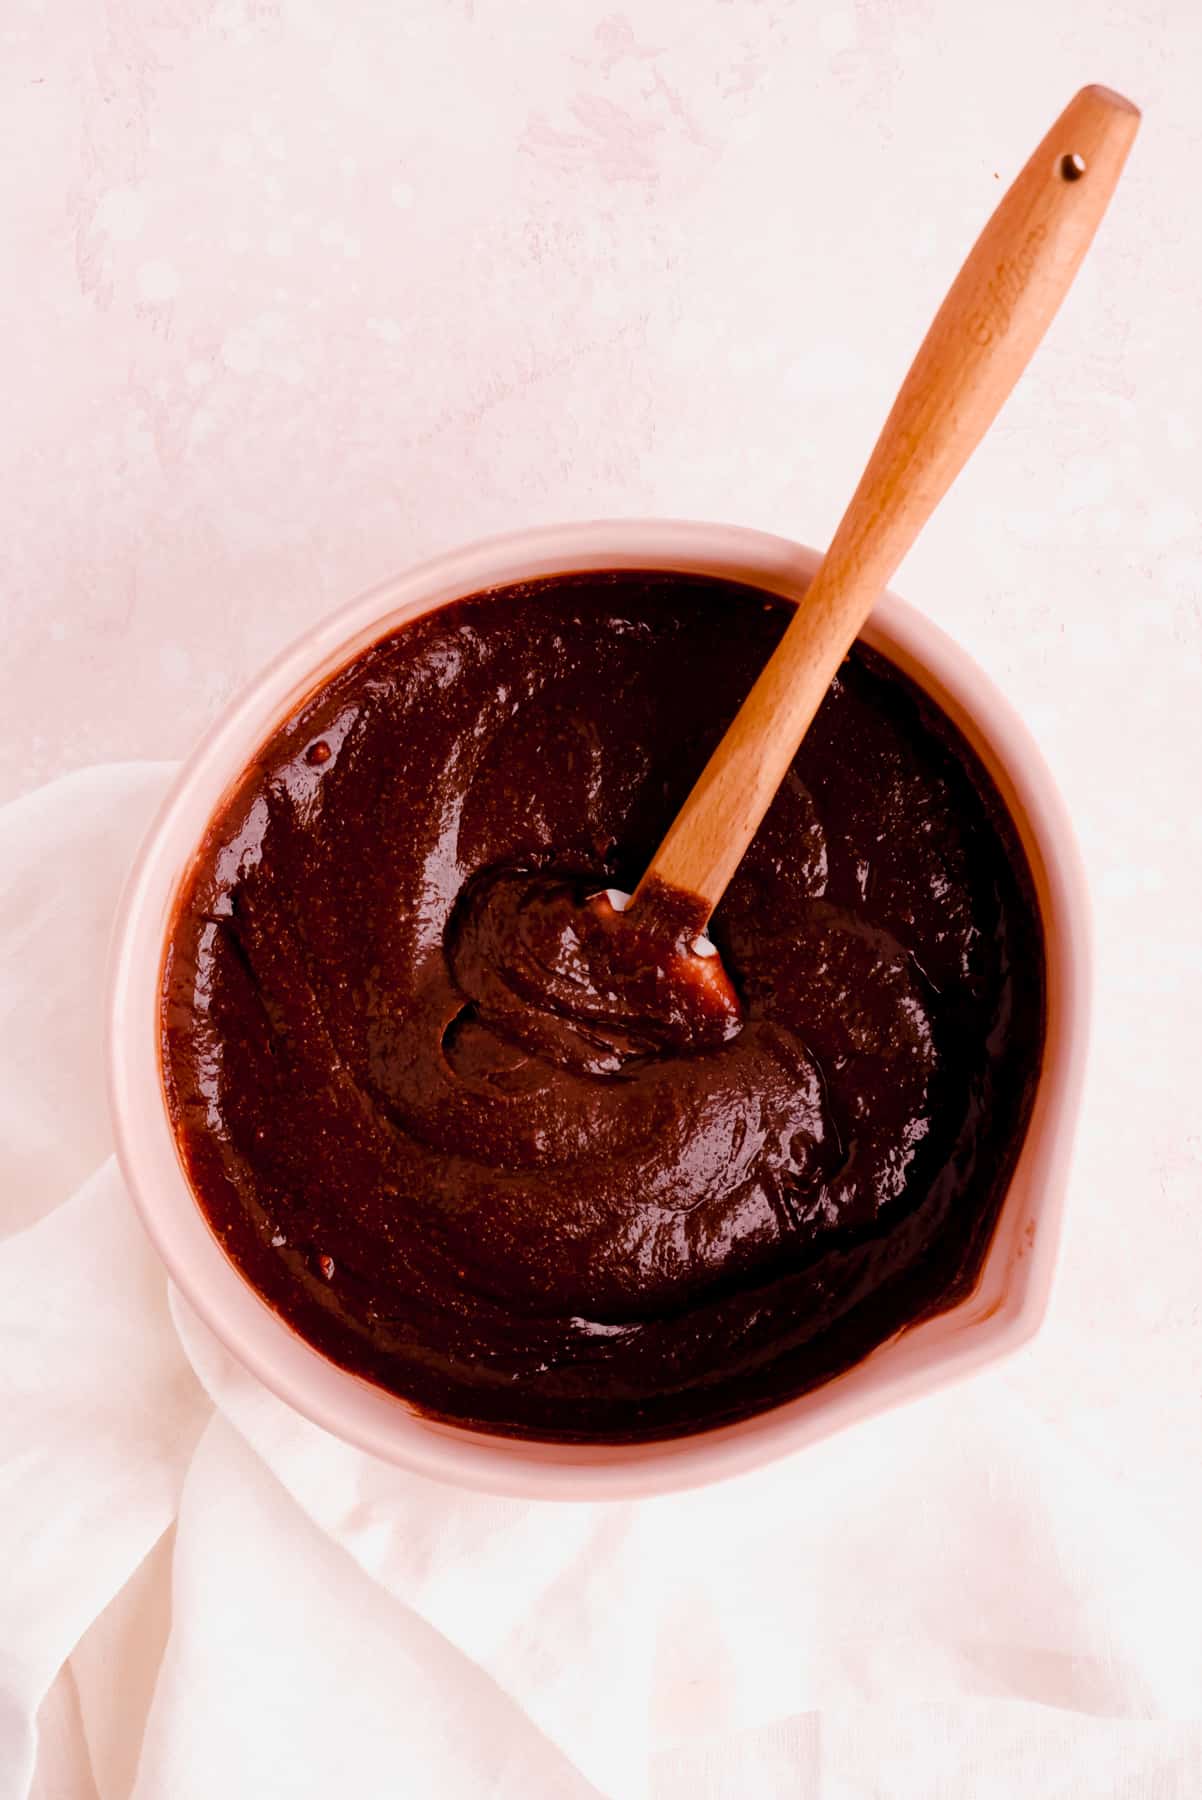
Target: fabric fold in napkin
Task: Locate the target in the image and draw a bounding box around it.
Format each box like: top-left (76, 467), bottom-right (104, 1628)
top-left (2, 765), bottom-right (1200, 1800)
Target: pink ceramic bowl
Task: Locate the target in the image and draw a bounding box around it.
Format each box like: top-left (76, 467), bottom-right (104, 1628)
top-left (107, 520), bottom-right (1089, 1499)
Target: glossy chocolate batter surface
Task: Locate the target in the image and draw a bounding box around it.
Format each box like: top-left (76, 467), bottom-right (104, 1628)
top-left (162, 571), bottom-right (1045, 1441)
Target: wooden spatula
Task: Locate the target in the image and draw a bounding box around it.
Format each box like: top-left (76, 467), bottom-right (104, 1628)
top-left (621, 83), bottom-right (1138, 945)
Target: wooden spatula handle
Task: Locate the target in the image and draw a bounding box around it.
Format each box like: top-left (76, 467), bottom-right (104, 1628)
top-left (637, 84), bottom-right (1139, 922)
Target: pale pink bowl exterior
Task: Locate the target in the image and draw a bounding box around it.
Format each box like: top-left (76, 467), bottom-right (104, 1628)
top-left (107, 521), bottom-right (1090, 1500)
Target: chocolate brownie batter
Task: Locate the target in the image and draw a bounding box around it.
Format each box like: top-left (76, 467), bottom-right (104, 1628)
top-left (161, 571), bottom-right (1045, 1441)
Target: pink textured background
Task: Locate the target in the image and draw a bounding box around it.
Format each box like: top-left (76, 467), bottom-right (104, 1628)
top-left (3, 1), bottom-right (1196, 805)
top-left (3, 0), bottom-right (1201, 1758)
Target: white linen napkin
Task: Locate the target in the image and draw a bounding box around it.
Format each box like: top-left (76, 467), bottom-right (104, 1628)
top-left (2, 765), bottom-right (1200, 1800)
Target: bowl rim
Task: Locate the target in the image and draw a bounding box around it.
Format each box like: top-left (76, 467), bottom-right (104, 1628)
top-left (106, 518), bottom-right (1091, 1500)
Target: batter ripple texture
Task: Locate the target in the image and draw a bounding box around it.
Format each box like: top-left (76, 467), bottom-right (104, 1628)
top-left (162, 572), bottom-right (1046, 1441)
